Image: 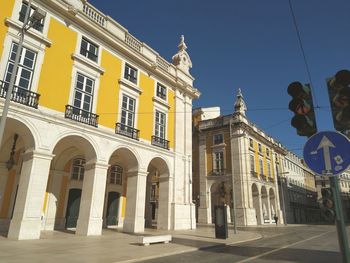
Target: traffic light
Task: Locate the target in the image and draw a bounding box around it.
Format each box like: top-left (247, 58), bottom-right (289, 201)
top-left (327, 70), bottom-right (350, 132)
top-left (321, 187), bottom-right (335, 221)
top-left (287, 82), bottom-right (317, 137)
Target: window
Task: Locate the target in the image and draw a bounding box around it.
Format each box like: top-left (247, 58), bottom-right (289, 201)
top-left (249, 138), bottom-right (253, 148)
top-left (80, 38), bottom-right (98, 62)
top-left (71, 158), bottom-right (85, 181)
top-left (258, 143), bottom-right (262, 153)
top-left (121, 95), bottom-right (135, 128)
top-left (266, 148), bottom-right (270, 157)
top-left (213, 134), bottom-right (223, 145)
top-left (156, 83), bottom-right (167, 100)
top-left (155, 110), bottom-right (166, 139)
top-left (109, 165), bottom-right (123, 185)
top-left (214, 152), bottom-right (224, 171)
top-left (19, 1), bottom-right (45, 32)
top-left (250, 154), bottom-right (255, 173)
top-left (4, 43), bottom-right (37, 90)
top-left (321, 181), bottom-right (326, 187)
top-left (259, 158), bottom-right (264, 175)
top-left (73, 73), bottom-right (94, 114)
top-left (267, 162), bottom-right (271, 177)
top-left (124, 64), bottom-right (137, 84)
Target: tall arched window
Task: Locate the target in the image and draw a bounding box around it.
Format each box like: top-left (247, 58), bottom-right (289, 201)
top-left (71, 158), bottom-right (85, 181)
top-left (109, 165), bottom-right (123, 185)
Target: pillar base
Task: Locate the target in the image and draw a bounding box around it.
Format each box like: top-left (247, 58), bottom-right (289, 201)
top-left (236, 207), bottom-right (257, 226)
top-left (123, 217), bottom-right (144, 233)
top-left (8, 218), bottom-right (41, 240)
top-left (76, 218), bottom-right (102, 236)
top-left (198, 207), bottom-right (211, 224)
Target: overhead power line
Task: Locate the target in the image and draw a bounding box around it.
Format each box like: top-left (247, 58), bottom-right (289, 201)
top-left (288, 0), bottom-right (319, 107)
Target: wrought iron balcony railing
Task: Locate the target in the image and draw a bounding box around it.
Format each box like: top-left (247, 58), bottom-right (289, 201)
top-left (151, 135), bottom-right (169, 150)
top-left (0, 80), bottom-right (40, 109)
top-left (65, 105), bottom-right (99, 127)
top-left (115, 123), bottom-right (139, 140)
top-left (209, 169), bottom-right (226, 176)
top-left (250, 171), bottom-right (258, 177)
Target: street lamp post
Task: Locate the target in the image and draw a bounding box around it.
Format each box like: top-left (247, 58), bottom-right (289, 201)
top-left (0, 0), bottom-right (45, 148)
top-left (279, 172), bottom-right (289, 225)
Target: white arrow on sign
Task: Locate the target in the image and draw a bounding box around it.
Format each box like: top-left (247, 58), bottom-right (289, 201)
top-left (317, 135), bottom-right (336, 172)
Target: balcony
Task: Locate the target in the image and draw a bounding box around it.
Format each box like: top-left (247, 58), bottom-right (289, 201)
top-left (250, 171), bottom-right (258, 177)
top-left (260, 173), bottom-right (267, 181)
top-left (115, 123), bottom-right (139, 140)
top-left (209, 169), bottom-right (227, 176)
top-left (65, 105), bottom-right (99, 127)
top-left (151, 135), bottom-right (169, 150)
top-left (0, 80), bottom-right (40, 109)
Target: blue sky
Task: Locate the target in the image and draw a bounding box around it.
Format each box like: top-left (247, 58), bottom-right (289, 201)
top-left (88, 0), bottom-right (350, 157)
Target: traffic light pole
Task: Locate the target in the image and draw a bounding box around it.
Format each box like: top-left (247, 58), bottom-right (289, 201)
top-left (330, 175), bottom-right (350, 263)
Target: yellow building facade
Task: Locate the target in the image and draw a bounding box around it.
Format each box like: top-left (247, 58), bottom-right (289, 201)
top-left (0, 0), bottom-right (199, 240)
top-left (193, 89), bottom-right (286, 225)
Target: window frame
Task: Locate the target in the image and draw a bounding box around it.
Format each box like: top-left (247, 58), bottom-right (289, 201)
top-left (72, 72), bottom-right (95, 113)
top-left (213, 133), bottom-right (224, 145)
top-left (214, 151), bottom-right (224, 171)
top-left (154, 110), bottom-right (166, 139)
top-left (109, 165), bottom-right (123, 185)
top-left (156, 82), bottom-right (167, 100)
top-left (4, 42), bottom-right (37, 91)
top-left (124, 63), bottom-right (138, 84)
top-left (71, 158), bottom-right (85, 181)
top-left (18, 1), bottom-right (45, 32)
top-left (120, 94), bottom-right (136, 128)
top-left (80, 37), bottom-right (99, 63)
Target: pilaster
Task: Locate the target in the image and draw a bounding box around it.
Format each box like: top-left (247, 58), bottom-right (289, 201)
top-left (8, 150), bottom-right (54, 240)
top-left (76, 162), bottom-right (109, 236)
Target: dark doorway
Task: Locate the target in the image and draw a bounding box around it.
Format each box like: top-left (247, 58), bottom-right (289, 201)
top-left (65, 188), bottom-right (81, 228)
top-left (106, 191), bottom-right (120, 226)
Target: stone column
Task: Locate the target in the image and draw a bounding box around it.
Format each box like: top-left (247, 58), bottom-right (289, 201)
top-left (197, 134), bottom-right (211, 224)
top-left (157, 175), bottom-right (172, 230)
top-left (8, 150), bottom-right (53, 240)
top-left (76, 162), bottom-right (108, 236)
top-left (267, 194), bottom-right (272, 223)
top-left (123, 170), bottom-right (147, 233)
top-left (0, 163), bottom-right (8, 212)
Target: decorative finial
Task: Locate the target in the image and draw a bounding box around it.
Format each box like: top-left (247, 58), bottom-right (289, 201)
top-left (178, 35), bottom-right (187, 51)
top-left (172, 34), bottom-right (192, 74)
top-left (234, 88), bottom-right (247, 115)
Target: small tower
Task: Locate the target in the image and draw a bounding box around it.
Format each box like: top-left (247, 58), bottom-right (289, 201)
top-left (234, 88), bottom-right (247, 116)
top-left (172, 35), bottom-right (192, 74)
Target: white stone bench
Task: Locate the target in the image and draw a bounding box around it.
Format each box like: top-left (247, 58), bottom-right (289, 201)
top-left (137, 235), bottom-right (172, 246)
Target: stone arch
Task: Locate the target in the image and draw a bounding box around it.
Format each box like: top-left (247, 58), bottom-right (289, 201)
top-left (101, 147), bottom-right (140, 230)
top-left (145, 157), bottom-right (171, 230)
top-left (42, 135), bottom-right (98, 232)
top-left (210, 181), bottom-right (232, 224)
top-left (0, 118), bottom-right (37, 234)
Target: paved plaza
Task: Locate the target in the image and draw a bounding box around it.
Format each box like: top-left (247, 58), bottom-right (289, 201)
top-left (0, 226), bottom-right (261, 263)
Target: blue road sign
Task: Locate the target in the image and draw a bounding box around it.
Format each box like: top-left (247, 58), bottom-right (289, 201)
top-left (303, 131), bottom-right (350, 176)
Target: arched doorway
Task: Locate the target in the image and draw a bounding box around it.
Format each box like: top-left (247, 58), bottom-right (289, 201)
top-left (44, 135), bottom-right (98, 234)
top-left (261, 186), bottom-right (269, 224)
top-left (103, 163), bottom-right (124, 228)
top-left (146, 157), bottom-right (170, 230)
top-left (252, 183), bottom-right (261, 225)
top-left (269, 188), bottom-right (276, 222)
top-left (210, 182), bottom-right (232, 224)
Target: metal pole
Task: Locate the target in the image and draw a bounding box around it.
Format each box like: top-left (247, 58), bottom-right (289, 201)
top-left (330, 175), bottom-right (350, 263)
top-left (0, 0), bottom-right (32, 149)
